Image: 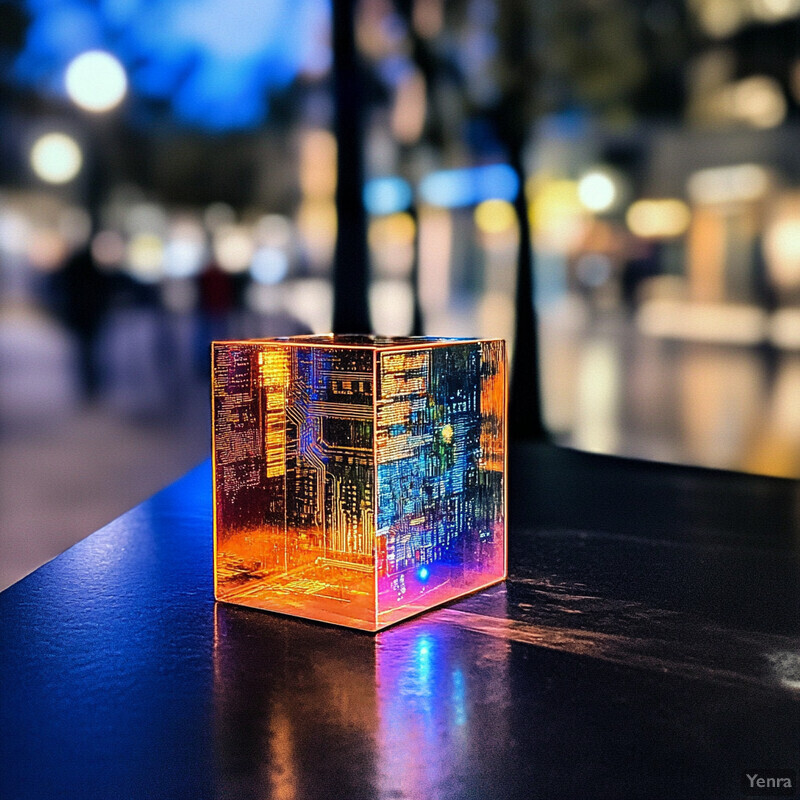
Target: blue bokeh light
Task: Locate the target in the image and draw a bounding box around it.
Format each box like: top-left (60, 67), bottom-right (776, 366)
top-left (364, 176), bottom-right (412, 216)
top-left (14, 0), bottom-right (331, 130)
top-left (419, 164), bottom-right (519, 208)
top-left (251, 247), bottom-right (289, 284)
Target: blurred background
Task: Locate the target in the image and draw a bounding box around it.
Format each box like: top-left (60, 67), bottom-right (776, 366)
top-left (3, 0), bottom-right (800, 588)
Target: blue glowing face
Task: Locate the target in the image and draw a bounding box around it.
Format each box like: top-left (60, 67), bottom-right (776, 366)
top-left (15, 0), bottom-right (331, 130)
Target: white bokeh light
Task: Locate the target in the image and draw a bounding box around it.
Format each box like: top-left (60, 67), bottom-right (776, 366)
top-left (577, 170), bottom-right (619, 213)
top-left (30, 133), bottom-right (82, 184)
top-left (214, 225), bottom-right (254, 273)
top-left (127, 233), bottom-right (165, 283)
top-left (65, 50), bottom-right (128, 113)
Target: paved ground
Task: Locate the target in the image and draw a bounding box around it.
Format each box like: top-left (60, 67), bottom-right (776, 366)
top-left (0, 304), bottom-right (210, 590)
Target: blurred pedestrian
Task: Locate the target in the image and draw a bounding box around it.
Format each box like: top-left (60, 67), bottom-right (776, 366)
top-left (51, 244), bottom-right (113, 401)
top-left (194, 260), bottom-right (235, 376)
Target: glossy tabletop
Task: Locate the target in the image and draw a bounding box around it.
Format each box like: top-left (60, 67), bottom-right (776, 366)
top-left (1, 444), bottom-right (799, 799)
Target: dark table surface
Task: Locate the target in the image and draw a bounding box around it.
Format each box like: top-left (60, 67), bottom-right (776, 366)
top-left (2, 444), bottom-right (799, 800)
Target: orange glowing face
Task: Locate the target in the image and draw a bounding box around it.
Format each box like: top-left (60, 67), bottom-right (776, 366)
top-left (212, 335), bottom-right (506, 631)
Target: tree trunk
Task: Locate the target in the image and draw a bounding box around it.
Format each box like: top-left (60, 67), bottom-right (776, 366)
top-left (408, 204), bottom-right (424, 335)
top-left (331, 0), bottom-right (371, 334)
top-left (509, 149), bottom-right (547, 441)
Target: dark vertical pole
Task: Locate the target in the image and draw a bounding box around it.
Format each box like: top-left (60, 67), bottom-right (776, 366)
top-left (495, 0), bottom-right (547, 442)
top-left (408, 203), bottom-right (424, 335)
top-left (331, 0), bottom-right (371, 334)
top-left (509, 150), bottom-right (546, 441)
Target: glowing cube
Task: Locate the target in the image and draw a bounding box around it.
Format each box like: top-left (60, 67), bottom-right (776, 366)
top-left (212, 335), bottom-right (506, 631)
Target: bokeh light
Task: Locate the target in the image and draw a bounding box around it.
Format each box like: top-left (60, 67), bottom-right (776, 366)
top-left (391, 69), bottom-right (426, 144)
top-left (299, 129), bottom-right (337, 199)
top-left (214, 224), bottom-right (254, 273)
top-left (764, 197), bottom-right (800, 289)
top-left (694, 0), bottom-right (746, 37)
top-left (413, 0), bottom-right (445, 38)
top-left (255, 214), bottom-right (293, 249)
top-left (474, 199), bottom-right (516, 234)
top-left (369, 212), bottom-right (416, 278)
top-left (30, 133), bottom-right (82, 184)
top-left (297, 199), bottom-right (337, 270)
top-left (127, 233), bottom-right (165, 282)
top-left (251, 247), bottom-right (289, 284)
top-left (65, 50), bottom-right (128, 113)
top-left (766, 218), bottom-right (800, 287)
top-left (626, 199), bottom-right (691, 239)
top-left (687, 164), bottom-right (771, 205)
top-left (752, 0), bottom-right (800, 22)
top-left (368, 212), bottom-right (416, 248)
top-left (420, 164), bottom-right (518, 208)
top-left (529, 178), bottom-right (586, 252)
top-left (369, 280), bottom-right (414, 335)
top-left (364, 177), bottom-right (413, 216)
top-left (731, 76), bottom-right (786, 129)
top-left (577, 170), bottom-right (619, 213)
top-left (164, 218), bottom-right (206, 278)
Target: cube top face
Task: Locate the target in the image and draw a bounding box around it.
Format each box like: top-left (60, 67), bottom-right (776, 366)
top-left (212, 337), bottom-right (506, 631)
top-left (219, 334), bottom-right (488, 349)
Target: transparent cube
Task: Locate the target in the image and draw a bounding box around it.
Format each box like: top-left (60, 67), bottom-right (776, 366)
top-left (212, 335), bottom-right (506, 631)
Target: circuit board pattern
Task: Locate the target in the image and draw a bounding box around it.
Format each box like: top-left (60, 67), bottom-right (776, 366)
top-left (213, 342), bottom-right (376, 628)
top-left (213, 336), bottom-right (505, 631)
